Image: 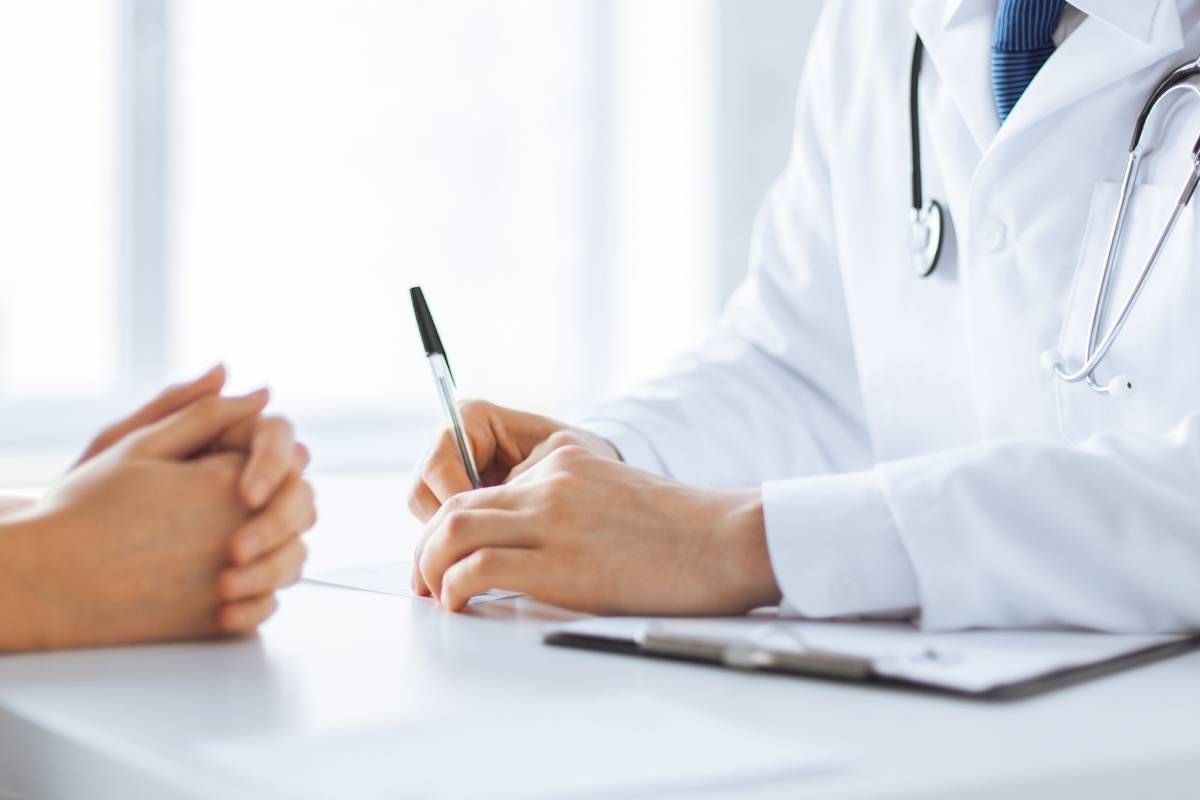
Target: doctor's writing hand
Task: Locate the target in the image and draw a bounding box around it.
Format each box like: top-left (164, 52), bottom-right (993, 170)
top-left (407, 400), bottom-right (618, 522)
top-left (412, 447), bottom-right (781, 615)
top-left (408, 401), bottom-right (619, 597)
top-left (9, 392), bottom-right (309, 650)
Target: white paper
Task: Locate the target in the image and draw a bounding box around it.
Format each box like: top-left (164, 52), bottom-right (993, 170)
top-left (196, 694), bottom-right (840, 799)
top-left (550, 616), bottom-right (1187, 694)
top-left (304, 561), bottom-right (522, 605)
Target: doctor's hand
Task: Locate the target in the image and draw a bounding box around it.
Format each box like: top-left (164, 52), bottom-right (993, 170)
top-left (408, 400), bottom-right (619, 523)
top-left (11, 392), bottom-right (311, 650)
top-left (411, 447), bottom-right (782, 615)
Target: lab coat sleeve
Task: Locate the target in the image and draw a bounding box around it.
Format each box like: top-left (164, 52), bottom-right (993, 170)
top-left (761, 471), bottom-right (920, 617)
top-left (871, 419), bottom-right (1200, 633)
top-left (579, 4), bottom-right (875, 490)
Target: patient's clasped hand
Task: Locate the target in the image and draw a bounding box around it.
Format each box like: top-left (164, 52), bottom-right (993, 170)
top-left (0, 365), bottom-right (316, 651)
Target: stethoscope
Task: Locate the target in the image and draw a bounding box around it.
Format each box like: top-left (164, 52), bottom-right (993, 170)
top-left (908, 36), bottom-right (945, 278)
top-left (909, 34), bottom-right (1200, 397)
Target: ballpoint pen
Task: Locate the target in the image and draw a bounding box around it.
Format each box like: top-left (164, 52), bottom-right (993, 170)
top-left (410, 286), bottom-right (482, 489)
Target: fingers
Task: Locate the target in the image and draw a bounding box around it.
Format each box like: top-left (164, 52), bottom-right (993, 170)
top-left (127, 389), bottom-right (270, 460)
top-left (241, 417), bottom-right (298, 508)
top-left (407, 477), bottom-right (440, 523)
top-left (418, 507), bottom-right (534, 601)
top-left (220, 538), bottom-right (308, 601)
top-left (440, 548), bottom-right (535, 611)
top-left (294, 442), bottom-right (311, 472)
top-left (217, 593), bottom-right (280, 634)
top-left (421, 427), bottom-right (480, 504)
top-left (77, 364), bottom-right (226, 464)
top-left (413, 399), bottom-right (512, 506)
top-left (411, 558), bottom-right (432, 597)
top-left (409, 486), bottom-right (519, 595)
top-left (229, 476), bottom-right (317, 565)
top-left (406, 402), bottom-right (574, 521)
top-left (210, 415), bottom-right (311, 508)
top-left (139, 364), bottom-right (228, 423)
top-left (505, 429), bottom-right (619, 485)
top-left (504, 435), bottom-right (560, 484)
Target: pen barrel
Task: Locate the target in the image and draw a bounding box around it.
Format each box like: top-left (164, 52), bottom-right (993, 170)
top-left (428, 355), bottom-right (483, 489)
top-left (428, 352), bottom-right (453, 382)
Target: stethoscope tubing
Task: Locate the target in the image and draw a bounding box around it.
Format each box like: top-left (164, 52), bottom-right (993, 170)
top-left (909, 33), bottom-right (1200, 396)
top-left (909, 36), bottom-right (927, 214)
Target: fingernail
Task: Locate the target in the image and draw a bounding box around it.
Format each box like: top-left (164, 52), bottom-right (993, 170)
top-left (237, 530), bottom-right (263, 562)
top-left (241, 387), bottom-right (269, 403)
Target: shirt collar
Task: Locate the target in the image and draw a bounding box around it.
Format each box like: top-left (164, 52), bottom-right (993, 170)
top-left (943, 0), bottom-right (1163, 43)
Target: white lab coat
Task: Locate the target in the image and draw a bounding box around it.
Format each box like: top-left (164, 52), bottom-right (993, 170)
top-left (581, 0), bottom-right (1200, 633)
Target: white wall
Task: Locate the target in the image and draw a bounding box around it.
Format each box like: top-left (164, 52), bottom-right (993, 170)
top-left (603, 0), bottom-right (824, 394)
top-left (714, 0), bottom-right (823, 301)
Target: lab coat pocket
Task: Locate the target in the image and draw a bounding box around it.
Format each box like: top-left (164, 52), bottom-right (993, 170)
top-left (1055, 180), bottom-right (1200, 443)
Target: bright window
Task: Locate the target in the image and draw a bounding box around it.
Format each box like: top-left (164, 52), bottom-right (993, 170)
top-left (0, 0), bottom-right (819, 479)
top-left (0, 2), bottom-right (120, 401)
top-left (171, 1), bottom-right (609, 422)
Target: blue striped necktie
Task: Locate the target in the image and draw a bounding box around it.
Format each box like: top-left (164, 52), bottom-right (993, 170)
top-left (992, 0), bottom-right (1065, 122)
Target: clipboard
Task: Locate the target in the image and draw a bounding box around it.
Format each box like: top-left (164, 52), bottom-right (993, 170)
top-left (543, 617), bottom-right (1200, 701)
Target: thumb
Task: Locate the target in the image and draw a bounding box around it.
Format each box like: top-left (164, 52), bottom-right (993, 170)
top-left (127, 389), bottom-right (270, 460)
top-left (75, 363), bottom-right (228, 466)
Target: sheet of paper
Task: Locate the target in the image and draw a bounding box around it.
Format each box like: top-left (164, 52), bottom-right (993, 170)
top-left (196, 694), bottom-right (841, 799)
top-left (304, 561), bottom-right (521, 605)
top-left (550, 616), bottom-right (1186, 694)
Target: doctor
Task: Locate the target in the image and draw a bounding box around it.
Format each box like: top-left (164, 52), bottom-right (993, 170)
top-left (408, 0), bottom-right (1200, 632)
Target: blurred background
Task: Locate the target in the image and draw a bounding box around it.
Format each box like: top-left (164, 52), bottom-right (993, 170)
top-left (0, 0), bottom-right (822, 482)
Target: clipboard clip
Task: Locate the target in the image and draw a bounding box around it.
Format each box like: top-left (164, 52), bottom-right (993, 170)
top-left (638, 628), bottom-right (874, 680)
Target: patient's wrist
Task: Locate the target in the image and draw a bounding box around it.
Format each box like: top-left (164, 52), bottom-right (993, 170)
top-left (0, 514), bottom-right (57, 652)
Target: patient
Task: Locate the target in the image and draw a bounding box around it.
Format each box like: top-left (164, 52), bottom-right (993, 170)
top-left (0, 366), bottom-right (316, 651)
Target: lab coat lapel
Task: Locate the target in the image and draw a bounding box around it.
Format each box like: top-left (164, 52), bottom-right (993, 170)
top-left (996, 0), bottom-right (1184, 144)
top-left (910, 0), bottom-right (1000, 152)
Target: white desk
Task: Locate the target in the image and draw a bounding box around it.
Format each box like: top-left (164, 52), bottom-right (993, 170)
top-left (1, 472), bottom-right (1198, 799)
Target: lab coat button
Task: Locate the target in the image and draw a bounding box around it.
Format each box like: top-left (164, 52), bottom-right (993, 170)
top-left (976, 218), bottom-right (1007, 252)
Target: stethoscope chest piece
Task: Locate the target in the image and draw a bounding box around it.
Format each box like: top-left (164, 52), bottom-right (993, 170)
top-left (910, 199), bottom-right (944, 278)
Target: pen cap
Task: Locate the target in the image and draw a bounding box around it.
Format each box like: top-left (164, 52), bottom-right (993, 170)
top-left (410, 286), bottom-right (454, 381)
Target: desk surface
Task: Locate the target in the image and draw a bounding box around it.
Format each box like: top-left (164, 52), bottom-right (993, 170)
top-left (1, 472), bottom-right (1198, 799)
